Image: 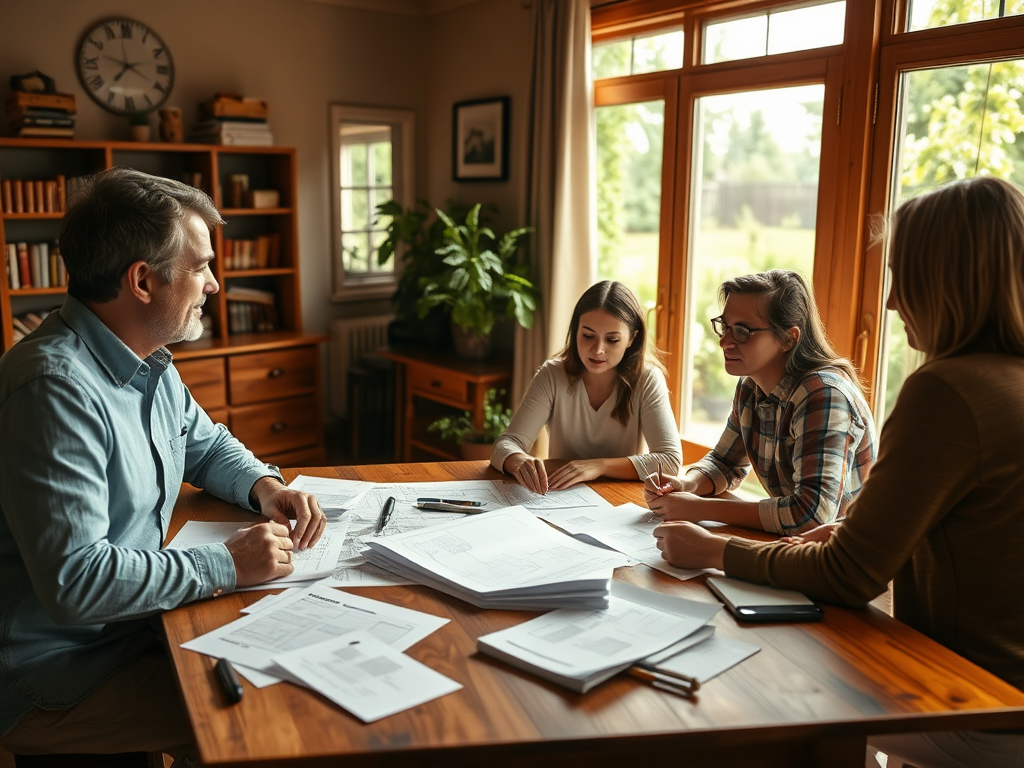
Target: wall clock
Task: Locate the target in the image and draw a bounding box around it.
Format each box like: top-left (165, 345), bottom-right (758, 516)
top-left (76, 18), bottom-right (175, 115)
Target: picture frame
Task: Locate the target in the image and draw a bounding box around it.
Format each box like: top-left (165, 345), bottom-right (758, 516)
top-left (452, 96), bottom-right (509, 182)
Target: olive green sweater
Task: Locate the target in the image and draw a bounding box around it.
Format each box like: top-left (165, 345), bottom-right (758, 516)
top-left (725, 354), bottom-right (1024, 690)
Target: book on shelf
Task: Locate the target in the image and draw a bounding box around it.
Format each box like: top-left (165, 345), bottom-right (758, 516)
top-left (9, 307), bottom-right (60, 346)
top-left (12, 126), bottom-right (76, 139)
top-left (6, 241), bottom-right (66, 289)
top-left (1, 177), bottom-right (67, 214)
top-left (199, 95), bottom-right (268, 121)
top-left (11, 115), bottom-right (75, 129)
top-left (7, 106), bottom-right (76, 122)
top-left (6, 91), bottom-right (76, 112)
top-left (223, 234), bottom-right (281, 269)
top-left (190, 119), bottom-right (273, 146)
top-left (226, 287), bottom-right (279, 333)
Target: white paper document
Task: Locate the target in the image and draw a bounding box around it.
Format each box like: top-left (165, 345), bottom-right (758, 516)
top-left (497, 481), bottom-right (613, 511)
top-left (165, 520), bottom-right (350, 587)
top-left (648, 634), bottom-right (759, 684)
top-left (543, 503), bottom-right (710, 581)
top-left (181, 584), bottom-right (449, 678)
top-left (287, 474), bottom-right (374, 518)
top-left (362, 505), bottom-right (631, 609)
top-left (477, 581), bottom-right (721, 692)
top-left (274, 631), bottom-right (462, 722)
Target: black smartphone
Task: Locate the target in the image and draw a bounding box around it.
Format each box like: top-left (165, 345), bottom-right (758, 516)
top-left (729, 603), bottom-right (824, 623)
top-left (708, 577), bottom-right (824, 623)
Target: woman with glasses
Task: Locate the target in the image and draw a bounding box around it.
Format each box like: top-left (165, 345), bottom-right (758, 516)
top-left (646, 269), bottom-right (876, 535)
top-left (651, 174), bottom-right (1024, 768)
top-left (492, 280), bottom-right (682, 493)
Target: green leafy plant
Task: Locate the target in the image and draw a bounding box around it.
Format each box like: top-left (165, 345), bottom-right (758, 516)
top-left (427, 388), bottom-right (511, 445)
top-left (416, 204), bottom-right (537, 335)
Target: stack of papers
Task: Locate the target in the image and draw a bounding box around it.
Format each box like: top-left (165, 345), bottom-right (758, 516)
top-left (476, 582), bottom-right (720, 692)
top-left (362, 506), bottom-right (631, 610)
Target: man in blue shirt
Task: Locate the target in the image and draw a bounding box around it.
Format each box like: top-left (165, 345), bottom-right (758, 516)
top-left (0, 168), bottom-right (327, 760)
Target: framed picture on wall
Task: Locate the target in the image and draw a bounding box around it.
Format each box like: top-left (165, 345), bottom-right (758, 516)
top-left (452, 96), bottom-right (509, 182)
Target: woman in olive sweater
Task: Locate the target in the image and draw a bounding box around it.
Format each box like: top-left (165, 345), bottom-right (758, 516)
top-left (651, 176), bottom-right (1024, 768)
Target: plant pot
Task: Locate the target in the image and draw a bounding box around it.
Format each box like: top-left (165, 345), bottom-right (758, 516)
top-left (452, 323), bottom-right (491, 359)
top-left (460, 436), bottom-right (493, 462)
top-left (130, 125), bottom-right (152, 142)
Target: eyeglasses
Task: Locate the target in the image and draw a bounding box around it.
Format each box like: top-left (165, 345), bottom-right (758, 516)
top-left (710, 316), bottom-right (769, 344)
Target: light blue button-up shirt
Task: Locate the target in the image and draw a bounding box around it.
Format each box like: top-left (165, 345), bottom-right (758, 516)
top-left (0, 296), bottom-right (275, 735)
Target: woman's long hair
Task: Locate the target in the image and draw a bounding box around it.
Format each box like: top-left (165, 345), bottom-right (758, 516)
top-left (719, 270), bottom-right (864, 393)
top-left (559, 281), bottom-right (664, 425)
top-left (889, 176), bottom-right (1024, 360)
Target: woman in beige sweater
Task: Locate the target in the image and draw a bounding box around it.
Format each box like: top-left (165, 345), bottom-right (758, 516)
top-left (492, 281), bottom-right (681, 493)
top-left (651, 176), bottom-right (1024, 767)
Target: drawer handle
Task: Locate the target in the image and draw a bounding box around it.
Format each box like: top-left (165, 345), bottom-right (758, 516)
top-left (270, 421), bottom-right (287, 432)
top-left (268, 368), bottom-right (285, 379)
top-left (430, 379), bottom-right (442, 388)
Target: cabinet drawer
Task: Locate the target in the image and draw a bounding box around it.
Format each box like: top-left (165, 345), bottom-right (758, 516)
top-left (177, 358), bottom-right (227, 409)
top-left (228, 348), bottom-right (316, 405)
top-left (406, 362), bottom-right (468, 404)
top-left (229, 396), bottom-right (319, 458)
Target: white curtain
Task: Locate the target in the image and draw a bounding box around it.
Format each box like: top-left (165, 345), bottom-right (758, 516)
top-left (514, 0), bottom-right (596, 416)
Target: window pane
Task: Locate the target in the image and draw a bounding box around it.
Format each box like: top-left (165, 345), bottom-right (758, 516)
top-left (767, 2), bottom-right (845, 55)
top-left (372, 140), bottom-right (392, 185)
top-left (342, 232), bottom-right (369, 273)
top-left (347, 143), bottom-right (368, 186)
top-left (875, 58), bottom-right (1024, 421)
top-left (344, 189), bottom-right (370, 230)
top-left (704, 15), bottom-right (767, 64)
top-left (595, 100), bottom-right (665, 313)
top-left (908, 0), bottom-right (1024, 31)
top-left (633, 30), bottom-right (684, 74)
top-left (704, 2), bottom-right (845, 64)
top-left (684, 85), bottom-right (823, 445)
top-left (593, 39), bottom-right (632, 79)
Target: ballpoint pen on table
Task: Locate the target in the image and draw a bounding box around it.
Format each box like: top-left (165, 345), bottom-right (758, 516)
top-left (376, 496), bottom-right (396, 534)
top-left (215, 658), bottom-right (243, 704)
top-left (627, 665), bottom-right (700, 698)
top-left (416, 498), bottom-right (484, 507)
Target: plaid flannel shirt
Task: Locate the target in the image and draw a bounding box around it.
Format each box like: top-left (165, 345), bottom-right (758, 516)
top-left (691, 368), bottom-right (876, 534)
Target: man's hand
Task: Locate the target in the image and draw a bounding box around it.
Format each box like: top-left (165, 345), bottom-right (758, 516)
top-left (548, 459), bottom-right (606, 490)
top-left (504, 454), bottom-right (549, 494)
top-left (225, 522), bottom-right (295, 587)
top-left (653, 520), bottom-right (728, 570)
top-left (249, 477), bottom-right (326, 550)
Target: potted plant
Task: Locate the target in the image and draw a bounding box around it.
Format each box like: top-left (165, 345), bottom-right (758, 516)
top-left (375, 199), bottom-right (473, 349)
top-left (417, 204), bottom-right (537, 359)
top-left (427, 388), bottom-right (511, 461)
top-left (127, 111), bottom-right (152, 142)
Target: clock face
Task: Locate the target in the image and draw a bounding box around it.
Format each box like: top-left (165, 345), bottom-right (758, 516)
top-left (76, 18), bottom-right (174, 115)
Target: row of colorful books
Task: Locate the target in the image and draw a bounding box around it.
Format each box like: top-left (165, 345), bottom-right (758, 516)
top-left (5, 241), bottom-right (67, 290)
top-left (11, 307), bottom-right (59, 344)
top-left (7, 91), bottom-right (76, 139)
top-left (223, 235), bottom-right (282, 270)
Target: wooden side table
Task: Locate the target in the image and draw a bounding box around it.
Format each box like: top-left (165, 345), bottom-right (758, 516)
top-left (379, 347), bottom-right (512, 462)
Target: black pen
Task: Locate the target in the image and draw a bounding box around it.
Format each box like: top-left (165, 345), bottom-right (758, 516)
top-left (415, 497), bottom-right (485, 507)
top-left (376, 496), bottom-right (396, 535)
top-left (215, 658), bottom-right (243, 704)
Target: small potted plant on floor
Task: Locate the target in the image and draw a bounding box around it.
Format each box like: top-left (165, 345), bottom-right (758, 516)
top-left (427, 388), bottom-right (511, 461)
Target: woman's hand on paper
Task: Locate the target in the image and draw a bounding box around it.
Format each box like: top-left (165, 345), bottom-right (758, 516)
top-left (645, 487), bottom-right (709, 522)
top-left (653, 520), bottom-right (728, 570)
top-left (505, 454), bottom-right (549, 494)
top-left (548, 459), bottom-right (606, 491)
top-left (225, 522), bottom-right (295, 587)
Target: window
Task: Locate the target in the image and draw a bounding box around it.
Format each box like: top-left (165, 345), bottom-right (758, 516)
top-left (907, 0), bottom-right (1024, 31)
top-left (593, 28), bottom-right (684, 79)
top-left (329, 105), bottom-right (414, 301)
top-left (703, 1), bottom-right (846, 64)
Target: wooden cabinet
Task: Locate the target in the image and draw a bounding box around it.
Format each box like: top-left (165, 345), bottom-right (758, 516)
top-left (380, 347), bottom-right (511, 462)
top-left (0, 138), bottom-right (326, 465)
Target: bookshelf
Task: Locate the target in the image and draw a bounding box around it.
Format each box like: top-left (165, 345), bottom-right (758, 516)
top-left (0, 137), bottom-right (326, 466)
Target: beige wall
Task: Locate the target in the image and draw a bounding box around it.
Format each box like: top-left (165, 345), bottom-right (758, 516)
top-left (0, 0), bottom-right (533, 415)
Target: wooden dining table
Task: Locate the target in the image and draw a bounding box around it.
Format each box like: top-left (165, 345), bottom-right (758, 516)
top-left (161, 461), bottom-right (1024, 767)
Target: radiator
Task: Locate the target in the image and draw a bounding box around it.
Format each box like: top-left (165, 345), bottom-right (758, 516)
top-left (329, 315), bottom-right (393, 418)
